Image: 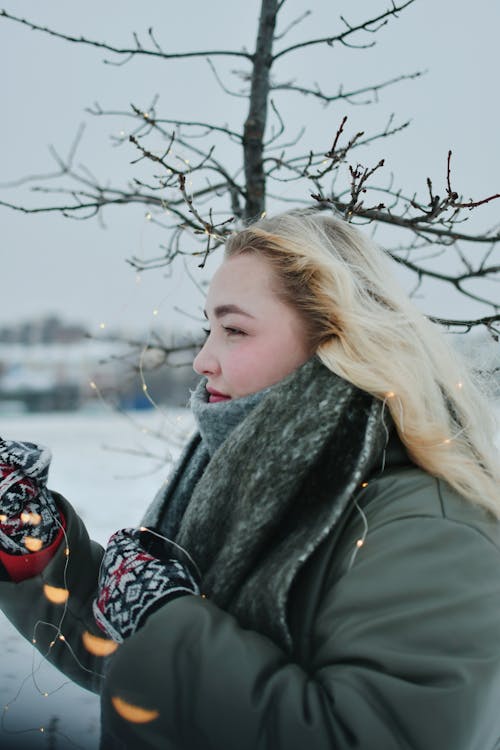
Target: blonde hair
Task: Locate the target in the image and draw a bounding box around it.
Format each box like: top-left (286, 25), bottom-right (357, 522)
top-left (225, 209), bottom-right (500, 517)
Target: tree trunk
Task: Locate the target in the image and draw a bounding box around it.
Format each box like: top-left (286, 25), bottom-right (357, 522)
top-left (243, 0), bottom-right (278, 222)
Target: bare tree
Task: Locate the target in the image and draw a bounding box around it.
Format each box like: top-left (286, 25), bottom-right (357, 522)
top-left (1, 1), bottom-right (499, 337)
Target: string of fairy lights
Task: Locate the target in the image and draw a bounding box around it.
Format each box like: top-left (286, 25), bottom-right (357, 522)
top-left (0, 207), bottom-right (472, 744)
top-left (1, 375), bottom-right (470, 739)
top-left (1, 212), bottom-right (196, 744)
top-left (1, 384), bottom-right (470, 743)
top-left (1, 513), bottom-right (103, 746)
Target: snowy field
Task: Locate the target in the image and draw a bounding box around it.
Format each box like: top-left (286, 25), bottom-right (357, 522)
top-left (0, 403), bottom-right (498, 750)
top-left (0, 407), bottom-right (194, 750)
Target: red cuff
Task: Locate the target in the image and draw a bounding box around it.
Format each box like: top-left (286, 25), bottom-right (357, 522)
top-left (0, 513), bottom-right (67, 583)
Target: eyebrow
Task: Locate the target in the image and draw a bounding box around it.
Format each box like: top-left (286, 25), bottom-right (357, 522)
top-left (203, 304), bottom-right (256, 319)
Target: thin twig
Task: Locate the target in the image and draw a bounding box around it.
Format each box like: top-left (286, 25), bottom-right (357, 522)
top-left (0, 10), bottom-right (253, 62)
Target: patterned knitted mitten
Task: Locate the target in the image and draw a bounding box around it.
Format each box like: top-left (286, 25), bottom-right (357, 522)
top-left (93, 527), bottom-right (201, 643)
top-left (0, 438), bottom-right (60, 554)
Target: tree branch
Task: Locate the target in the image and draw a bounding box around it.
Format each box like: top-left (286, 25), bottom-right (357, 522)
top-left (273, 0), bottom-right (416, 60)
top-left (428, 314), bottom-right (500, 333)
top-left (446, 150), bottom-right (500, 209)
top-left (270, 70), bottom-right (424, 105)
top-left (0, 123), bottom-right (86, 188)
top-left (0, 10), bottom-right (252, 62)
top-left (274, 9), bottom-right (311, 41)
top-left (324, 198), bottom-right (500, 245)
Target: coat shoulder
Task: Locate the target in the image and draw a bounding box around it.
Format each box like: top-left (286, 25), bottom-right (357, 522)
top-left (360, 465), bottom-right (500, 550)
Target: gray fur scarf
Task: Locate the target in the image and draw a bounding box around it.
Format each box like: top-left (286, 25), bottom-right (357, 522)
top-left (173, 356), bottom-right (390, 652)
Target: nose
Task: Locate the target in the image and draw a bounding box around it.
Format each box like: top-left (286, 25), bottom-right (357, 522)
top-left (193, 337), bottom-right (220, 376)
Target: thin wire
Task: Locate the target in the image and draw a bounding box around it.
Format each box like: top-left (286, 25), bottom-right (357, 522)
top-left (139, 525), bottom-right (202, 582)
top-left (346, 499), bottom-right (369, 572)
top-left (2, 504), bottom-right (105, 727)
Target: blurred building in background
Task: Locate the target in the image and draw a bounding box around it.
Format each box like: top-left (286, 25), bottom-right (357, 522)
top-left (0, 316), bottom-right (198, 414)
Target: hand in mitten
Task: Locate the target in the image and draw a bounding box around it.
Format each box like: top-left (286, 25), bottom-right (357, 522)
top-left (93, 527), bottom-right (201, 644)
top-left (0, 438), bottom-right (60, 555)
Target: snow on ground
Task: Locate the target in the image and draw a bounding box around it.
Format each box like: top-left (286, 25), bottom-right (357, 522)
top-left (0, 406), bottom-right (193, 750)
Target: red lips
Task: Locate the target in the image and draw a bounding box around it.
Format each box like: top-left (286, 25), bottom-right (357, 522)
top-left (206, 386), bottom-right (231, 404)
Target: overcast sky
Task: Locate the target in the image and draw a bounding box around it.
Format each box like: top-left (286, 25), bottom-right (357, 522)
top-left (1, 0), bottom-right (499, 338)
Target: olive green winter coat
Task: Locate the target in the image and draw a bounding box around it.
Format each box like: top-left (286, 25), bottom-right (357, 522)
top-left (0, 359), bottom-right (500, 749)
top-left (1, 449), bottom-right (500, 749)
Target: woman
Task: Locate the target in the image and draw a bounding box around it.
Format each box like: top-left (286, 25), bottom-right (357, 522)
top-left (0, 209), bottom-right (499, 750)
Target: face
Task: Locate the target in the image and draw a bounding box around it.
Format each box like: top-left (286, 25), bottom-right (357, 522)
top-left (193, 253), bottom-right (312, 403)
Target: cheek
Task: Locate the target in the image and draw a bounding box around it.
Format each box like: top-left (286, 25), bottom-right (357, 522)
top-left (224, 347), bottom-right (265, 389)
top-left (219, 342), bottom-right (271, 396)
top-left (262, 325), bottom-right (311, 382)
top-left (226, 335), bottom-right (306, 395)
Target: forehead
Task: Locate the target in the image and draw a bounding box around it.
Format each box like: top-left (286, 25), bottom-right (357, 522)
top-left (207, 253), bottom-right (275, 304)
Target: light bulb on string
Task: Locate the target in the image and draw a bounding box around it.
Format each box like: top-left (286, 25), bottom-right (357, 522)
top-left (0, 518), bottom-right (105, 748)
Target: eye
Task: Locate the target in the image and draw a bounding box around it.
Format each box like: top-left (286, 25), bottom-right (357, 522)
top-left (223, 326), bottom-right (245, 336)
top-left (202, 327), bottom-right (211, 338)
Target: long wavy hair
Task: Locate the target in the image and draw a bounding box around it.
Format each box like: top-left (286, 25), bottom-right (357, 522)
top-left (224, 209), bottom-right (500, 516)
